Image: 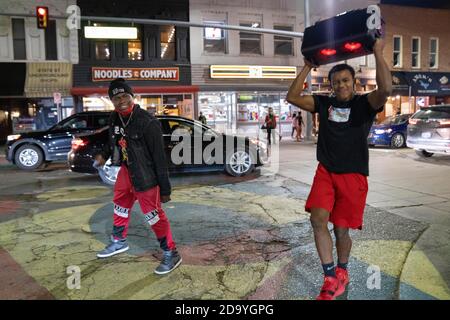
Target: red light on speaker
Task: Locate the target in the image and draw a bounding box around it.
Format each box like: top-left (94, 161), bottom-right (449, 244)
top-left (344, 42), bottom-right (362, 51)
top-left (320, 48), bottom-right (337, 56)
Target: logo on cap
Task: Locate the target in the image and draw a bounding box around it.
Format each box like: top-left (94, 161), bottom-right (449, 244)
top-left (112, 88), bottom-right (125, 96)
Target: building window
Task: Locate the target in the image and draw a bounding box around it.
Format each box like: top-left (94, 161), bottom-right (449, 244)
top-left (128, 28), bottom-right (142, 60)
top-left (274, 25), bottom-right (293, 56)
top-left (45, 20), bottom-right (57, 60)
top-left (411, 37), bottom-right (420, 68)
top-left (429, 38), bottom-right (438, 68)
top-left (393, 36), bottom-right (402, 67)
top-left (240, 22), bottom-right (262, 55)
top-left (12, 18), bottom-right (26, 60)
top-left (95, 41), bottom-right (110, 60)
top-left (203, 21), bottom-right (226, 53)
top-left (160, 25), bottom-right (176, 60)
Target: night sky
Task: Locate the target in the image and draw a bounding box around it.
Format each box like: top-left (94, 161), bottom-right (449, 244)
top-left (380, 0), bottom-right (450, 9)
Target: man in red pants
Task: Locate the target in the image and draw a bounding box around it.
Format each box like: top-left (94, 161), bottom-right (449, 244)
top-left (287, 39), bottom-right (392, 299)
top-left (95, 78), bottom-right (181, 275)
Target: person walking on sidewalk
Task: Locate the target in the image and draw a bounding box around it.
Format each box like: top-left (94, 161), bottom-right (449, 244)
top-left (198, 111), bottom-right (207, 125)
top-left (295, 112), bottom-right (304, 142)
top-left (291, 112), bottom-right (297, 139)
top-left (95, 78), bottom-right (182, 275)
top-left (264, 107), bottom-right (277, 145)
top-left (286, 39), bottom-right (392, 300)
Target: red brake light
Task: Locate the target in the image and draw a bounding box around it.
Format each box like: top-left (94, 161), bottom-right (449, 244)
top-left (71, 138), bottom-right (87, 150)
top-left (439, 119), bottom-right (450, 126)
top-left (409, 118), bottom-right (418, 125)
top-left (344, 42), bottom-right (362, 51)
top-left (320, 48), bottom-right (337, 56)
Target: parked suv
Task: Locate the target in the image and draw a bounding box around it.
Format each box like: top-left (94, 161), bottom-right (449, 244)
top-left (406, 105), bottom-right (450, 157)
top-left (6, 111), bottom-right (110, 170)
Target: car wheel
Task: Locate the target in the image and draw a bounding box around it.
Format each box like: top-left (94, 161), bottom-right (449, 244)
top-left (415, 150), bottom-right (434, 158)
top-left (390, 133), bottom-right (405, 148)
top-left (97, 158), bottom-right (119, 185)
top-left (14, 144), bottom-right (44, 170)
top-left (225, 149), bottom-right (255, 177)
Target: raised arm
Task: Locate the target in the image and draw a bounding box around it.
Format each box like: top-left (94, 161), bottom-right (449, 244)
top-left (368, 39), bottom-right (393, 110)
top-left (286, 59), bottom-right (316, 113)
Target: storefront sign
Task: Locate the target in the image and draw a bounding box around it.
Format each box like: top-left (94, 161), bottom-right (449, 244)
top-left (210, 65), bottom-right (297, 79)
top-left (92, 67), bottom-right (179, 82)
top-left (392, 71), bottom-right (450, 96)
top-left (24, 62), bottom-right (72, 97)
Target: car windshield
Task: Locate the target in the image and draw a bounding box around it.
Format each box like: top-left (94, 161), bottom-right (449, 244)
top-left (413, 107), bottom-right (450, 120)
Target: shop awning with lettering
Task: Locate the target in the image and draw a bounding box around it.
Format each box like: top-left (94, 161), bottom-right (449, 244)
top-left (24, 62), bottom-right (73, 97)
top-left (392, 71), bottom-right (450, 96)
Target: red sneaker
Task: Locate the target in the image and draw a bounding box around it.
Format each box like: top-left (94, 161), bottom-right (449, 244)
top-left (335, 267), bottom-right (349, 297)
top-left (316, 276), bottom-right (339, 300)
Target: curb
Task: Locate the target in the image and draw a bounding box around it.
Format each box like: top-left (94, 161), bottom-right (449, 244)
top-left (398, 226), bottom-right (450, 300)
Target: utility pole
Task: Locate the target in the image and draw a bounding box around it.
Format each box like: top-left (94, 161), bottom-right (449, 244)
top-left (304, 0), bottom-right (313, 141)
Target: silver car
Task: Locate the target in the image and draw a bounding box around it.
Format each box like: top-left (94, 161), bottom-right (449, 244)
top-left (406, 105), bottom-right (450, 157)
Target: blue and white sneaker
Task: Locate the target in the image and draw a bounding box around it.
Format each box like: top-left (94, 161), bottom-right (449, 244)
top-left (154, 250), bottom-right (182, 275)
top-left (97, 237), bottom-right (129, 258)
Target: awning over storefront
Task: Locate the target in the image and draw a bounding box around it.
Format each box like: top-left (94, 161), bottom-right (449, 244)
top-left (24, 62), bottom-right (73, 97)
top-left (392, 71), bottom-right (450, 96)
top-left (71, 85), bottom-right (200, 96)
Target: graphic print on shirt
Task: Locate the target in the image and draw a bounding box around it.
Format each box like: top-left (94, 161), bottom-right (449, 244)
top-left (115, 125), bottom-right (128, 162)
top-left (328, 105), bottom-right (351, 123)
top-left (118, 137), bottom-right (128, 162)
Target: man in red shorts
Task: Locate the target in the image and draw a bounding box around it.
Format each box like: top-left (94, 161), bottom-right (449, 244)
top-left (286, 39), bottom-right (392, 300)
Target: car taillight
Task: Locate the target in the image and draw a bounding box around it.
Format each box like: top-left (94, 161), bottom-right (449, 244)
top-left (71, 138), bottom-right (87, 150)
top-left (438, 119), bottom-right (450, 126)
top-left (409, 118), bottom-right (419, 125)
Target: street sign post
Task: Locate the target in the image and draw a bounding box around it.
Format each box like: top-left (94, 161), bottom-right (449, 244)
top-left (53, 92), bottom-right (62, 122)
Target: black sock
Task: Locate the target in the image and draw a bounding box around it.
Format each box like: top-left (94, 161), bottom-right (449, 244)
top-left (337, 261), bottom-right (348, 270)
top-left (322, 262), bottom-right (336, 277)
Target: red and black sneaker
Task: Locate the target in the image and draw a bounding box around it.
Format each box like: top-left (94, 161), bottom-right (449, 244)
top-left (335, 267), bottom-right (349, 297)
top-left (316, 276), bottom-right (339, 300)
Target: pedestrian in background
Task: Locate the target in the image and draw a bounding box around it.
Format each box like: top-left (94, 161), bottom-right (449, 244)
top-left (291, 112), bottom-right (297, 139)
top-left (296, 112), bottom-right (304, 141)
top-left (198, 111), bottom-right (207, 125)
top-left (264, 107), bottom-right (277, 145)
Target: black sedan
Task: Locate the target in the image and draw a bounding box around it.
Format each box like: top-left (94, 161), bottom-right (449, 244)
top-left (6, 111), bottom-right (111, 170)
top-left (68, 115), bottom-right (268, 185)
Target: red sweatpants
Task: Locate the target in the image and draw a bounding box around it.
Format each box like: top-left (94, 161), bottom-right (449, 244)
top-left (111, 165), bottom-right (175, 251)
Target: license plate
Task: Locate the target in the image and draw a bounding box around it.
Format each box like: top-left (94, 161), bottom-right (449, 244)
top-left (421, 132), bottom-right (432, 138)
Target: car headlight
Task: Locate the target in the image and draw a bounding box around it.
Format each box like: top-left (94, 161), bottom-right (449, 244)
top-left (374, 129), bottom-right (392, 134)
top-left (7, 134), bottom-right (21, 142)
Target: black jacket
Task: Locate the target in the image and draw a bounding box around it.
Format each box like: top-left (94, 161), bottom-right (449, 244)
top-left (100, 105), bottom-right (171, 195)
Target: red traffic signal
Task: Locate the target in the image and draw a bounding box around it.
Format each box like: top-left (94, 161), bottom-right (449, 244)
top-left (301, 8), bottom-right (383, 65)
top-left (36, 6), bottom-right (48, 29)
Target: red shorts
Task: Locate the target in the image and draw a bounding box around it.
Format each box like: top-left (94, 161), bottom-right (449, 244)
top-left (305, 163), bottom-right (368, 230)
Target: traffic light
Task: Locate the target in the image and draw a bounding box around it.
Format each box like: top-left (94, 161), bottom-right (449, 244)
top-left (36, 6), bottom-right (48, 29)
top-left (301, 8), bottom-right (383, 66)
